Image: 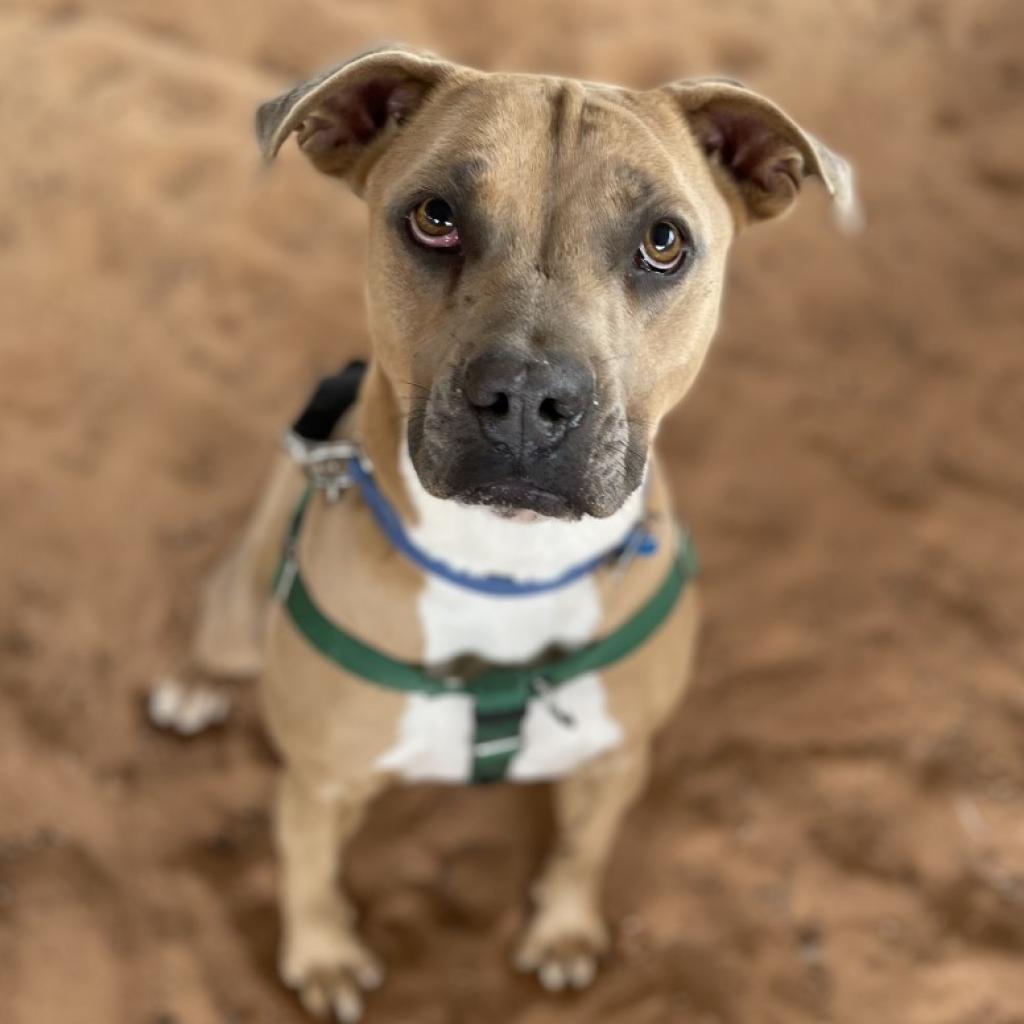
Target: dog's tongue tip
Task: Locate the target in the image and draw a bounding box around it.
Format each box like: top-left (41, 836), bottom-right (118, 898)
top-left (507, 509), bottom-right (544, 524)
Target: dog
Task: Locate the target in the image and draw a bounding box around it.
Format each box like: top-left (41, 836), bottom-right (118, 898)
top-left (149, 46), bottom-right (857, 1022)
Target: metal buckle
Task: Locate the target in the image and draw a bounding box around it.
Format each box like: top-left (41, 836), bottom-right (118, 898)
top-left (282, 430), bottom-right (362, 503)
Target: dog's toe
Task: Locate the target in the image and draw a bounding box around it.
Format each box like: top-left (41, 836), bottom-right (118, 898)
top-left (298, 979), bottom-right (331, 1019)
top-left (538, 959), bottom-right (568, 992)
top-left (283, 941), bottom-right (384, 1023)
top-left (148, 677), bottom-right (231, 736)
top-left (331, 984), bottom-right (363, 1023)
top-left (516, 925), bottom-right (605, 993)
top-left (294, 966), bottom-right (381, 1023)
top-left (566, 952), bottom-right (597, 989)
top-left (531, 947), bottom-right (598, 992)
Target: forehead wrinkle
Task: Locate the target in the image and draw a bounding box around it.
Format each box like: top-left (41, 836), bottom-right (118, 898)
top-left (576, 90), bottom-right (715, 231)
top-left (536, 81), bottom-right (592, 271)
top-left (393, 85), bottom-right (550, 215)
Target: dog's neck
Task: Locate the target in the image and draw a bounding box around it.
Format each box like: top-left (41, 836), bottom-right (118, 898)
top-left (396, 446), bottom-right (645, 582)
top-left (358, 363), bottom-right (645, 582)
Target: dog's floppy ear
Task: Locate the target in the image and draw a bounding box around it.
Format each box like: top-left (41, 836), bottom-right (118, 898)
top-left (255, 46), bottom-right (456, 193)
top-left (664, 78), bottom-right (861, 232)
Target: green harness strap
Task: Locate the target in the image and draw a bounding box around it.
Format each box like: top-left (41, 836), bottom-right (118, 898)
top-left (274, 490), bottom-right (697, 783)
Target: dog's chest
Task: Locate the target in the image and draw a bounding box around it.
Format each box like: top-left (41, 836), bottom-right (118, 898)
top-left (371, 453), bottom-right (640, 784)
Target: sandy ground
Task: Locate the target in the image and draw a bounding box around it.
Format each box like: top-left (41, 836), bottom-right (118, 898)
top-left (2, 0), bottom-right (1024, 1021)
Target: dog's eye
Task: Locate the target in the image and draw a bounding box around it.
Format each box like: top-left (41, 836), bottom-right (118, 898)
top-left (636, 220), bottom-right (688, 273)
top-left (408, 197), bottom-right (461, 250)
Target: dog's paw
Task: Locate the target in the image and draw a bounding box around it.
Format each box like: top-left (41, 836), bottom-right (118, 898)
top-left (281, 932), bottom-right (384, 1023)
top-left (515, 902), bottom-right (608, 992)
top-left (147, 676), bottom-right (231, 736)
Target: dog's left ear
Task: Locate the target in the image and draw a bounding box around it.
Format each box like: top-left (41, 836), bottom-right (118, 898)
top-left (255, 46), bottom-right (458, 194)
top-left (664, 78), bottom-right (861, 232)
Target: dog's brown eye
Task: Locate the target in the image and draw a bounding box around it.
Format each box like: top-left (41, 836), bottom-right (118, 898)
top-left (637, 220), bottom-right (687, 273)
top-left (409, 197), bottom-right (461, 249)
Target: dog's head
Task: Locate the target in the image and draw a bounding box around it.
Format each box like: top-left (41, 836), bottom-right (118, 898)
top-left (257, 47), bottom-right (857, 519)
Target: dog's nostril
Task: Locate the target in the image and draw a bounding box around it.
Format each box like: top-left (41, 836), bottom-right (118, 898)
top-left (537, 397), bottom-right (563, 423)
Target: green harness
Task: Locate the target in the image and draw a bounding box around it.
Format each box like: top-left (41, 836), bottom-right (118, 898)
top-left (273, 488), bottom-right (697, 783)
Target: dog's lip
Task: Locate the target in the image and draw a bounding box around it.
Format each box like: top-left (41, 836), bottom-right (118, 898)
top-left (456, 479), bottom-right (578, 520)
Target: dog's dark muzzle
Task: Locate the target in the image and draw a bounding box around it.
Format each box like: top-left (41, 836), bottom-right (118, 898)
top-left (408, 347), bottom-right (644, 519)
top-left (443, 348), bottom-right (596, 516)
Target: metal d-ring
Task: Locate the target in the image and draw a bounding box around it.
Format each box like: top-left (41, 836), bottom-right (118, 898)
top-left (281, 430), bottom-right (363, 503)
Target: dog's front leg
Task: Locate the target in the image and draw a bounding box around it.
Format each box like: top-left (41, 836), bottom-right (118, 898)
top-left (517, 745), bottom-right (649, 992)
top-left (276, 769), bottom-right (385, 1022)
top-left (149, 457), bottom-right (306, 736)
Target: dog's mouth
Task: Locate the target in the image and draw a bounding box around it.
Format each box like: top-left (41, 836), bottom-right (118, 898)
top-left (456, 479), bottom-right (577, 520)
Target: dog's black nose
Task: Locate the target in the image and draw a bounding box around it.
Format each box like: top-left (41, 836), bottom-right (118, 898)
top-left (464, 349), bottom-right (594, 452)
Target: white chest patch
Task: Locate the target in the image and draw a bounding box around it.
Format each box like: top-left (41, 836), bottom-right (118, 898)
top-left (371, 445), bottom-right (641, 784)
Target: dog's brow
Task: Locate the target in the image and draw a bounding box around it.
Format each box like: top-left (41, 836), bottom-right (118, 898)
top-left (449, 158), bottom-right (489, 192)
top-left (409, 157), bottom-right (490, 197)
top-left (612, 166), bottom-right (665, 209)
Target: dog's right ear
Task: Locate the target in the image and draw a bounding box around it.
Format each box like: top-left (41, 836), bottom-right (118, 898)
top-left (255, 47), bottom-right (456, 194)
top-left (662, 77), bottom-right (862, 233)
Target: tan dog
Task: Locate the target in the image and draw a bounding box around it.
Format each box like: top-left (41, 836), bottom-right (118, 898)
top-left (150, 46), bottom-right (856, 1022)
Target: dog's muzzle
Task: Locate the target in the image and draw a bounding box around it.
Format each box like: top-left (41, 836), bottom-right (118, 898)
top-left (409, 347), bottom-right (642, 519)
top-left (453, 348), bottom-right (594, 516)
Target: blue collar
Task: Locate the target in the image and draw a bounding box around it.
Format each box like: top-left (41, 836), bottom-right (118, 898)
top-left (347, 457), bottom-right (657, 598)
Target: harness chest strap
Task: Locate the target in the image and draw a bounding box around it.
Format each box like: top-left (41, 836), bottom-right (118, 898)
top-left (273, 488), bottom-right (698, 783)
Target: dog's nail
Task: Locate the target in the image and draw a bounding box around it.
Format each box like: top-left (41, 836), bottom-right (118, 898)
top-left (567, 954), bottom-right (596, 989)
top-left (332, 987), bottom-right (363, 1023)
top-left (539, 960), bottom-right (567, 992)
top-left (147, 678), bottom-right (184, 727)
top-left (173, 688), bottom-right (231, 735)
